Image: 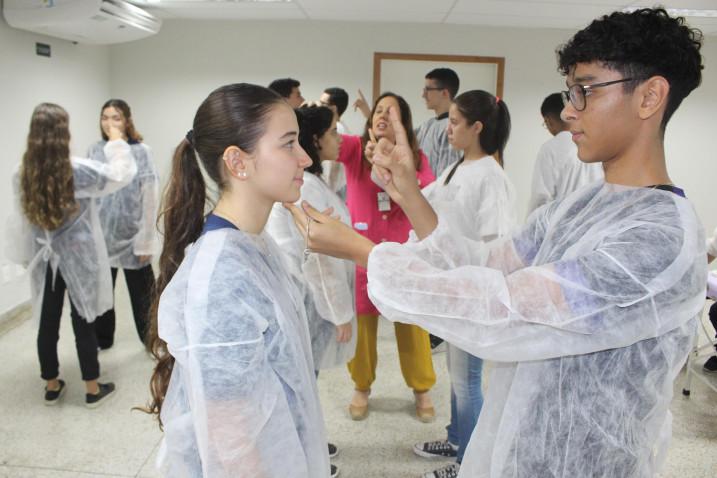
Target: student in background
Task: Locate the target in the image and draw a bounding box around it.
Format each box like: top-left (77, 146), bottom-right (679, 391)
top-left (91, 99), bottom-right (159, 349)
top-left (144, 83), bottom-right (329, 477)
top-left (320, 87), bottom-right (351, 198)
top-left (527, 92), bottom-right (603, 214)
top-left (413, 90), bottom-right (516, 478)
top-left (416, 68), bottom-right (463, 178)
top-left (9, 103), bottom-right (136, 407)
top-left (269, 77), bottom-right (305, 108)
top-left (416, 68), bottom-right (463, 352)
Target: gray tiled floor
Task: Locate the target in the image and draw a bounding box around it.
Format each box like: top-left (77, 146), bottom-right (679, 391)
top-left (0, 274), bottom-right (715, 477)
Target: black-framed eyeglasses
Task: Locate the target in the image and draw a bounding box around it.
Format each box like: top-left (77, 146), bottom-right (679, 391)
top-left (422, 86), bottom-right (444, 93)
top-left (561, 78), bottom-right (634, 111)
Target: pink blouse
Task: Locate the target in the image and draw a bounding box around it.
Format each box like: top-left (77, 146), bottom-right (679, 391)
top-left (338, 134), bottom-right (435, 315)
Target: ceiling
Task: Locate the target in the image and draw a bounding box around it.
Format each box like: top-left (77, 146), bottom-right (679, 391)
top-left (127, 0), bottom-right (717, 34)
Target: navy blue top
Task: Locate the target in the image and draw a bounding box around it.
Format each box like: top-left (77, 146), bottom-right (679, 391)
top-left (202, 213), bottom-right (239, 235)
top-left (650, 184), bottom-right (686, 198)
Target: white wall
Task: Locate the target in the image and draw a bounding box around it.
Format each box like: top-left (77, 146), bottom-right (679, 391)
top-left (0, 18), bottom-right (110, 315)
top-left (108, 19), bottom-right (717, 233)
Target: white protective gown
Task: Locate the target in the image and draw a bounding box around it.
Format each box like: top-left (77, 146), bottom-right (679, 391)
top-left (7, 140), bottom-right (136, 323)
top-left (422, 156), bottom-right (516, 242)
top-left (157, 227), bottom-right (329, 478)
top-left (367, 183), bottom-right (706, 478)
top-left (527, 131), bottom-right (603, 214)
top-left (88, 140), bottom-right (160, 269)
top-left (707, 225), bottom-right (717, 258)
top-left (266, 172), bottom-right (357, 370)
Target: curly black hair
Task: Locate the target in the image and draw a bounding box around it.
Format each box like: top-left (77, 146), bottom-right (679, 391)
top-left (295, 105), bottom-right (335, 176)
top-left (557, 8), bottom-right (703, 130)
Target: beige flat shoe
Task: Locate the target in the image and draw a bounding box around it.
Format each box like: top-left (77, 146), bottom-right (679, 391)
top-left (414, 391), bottom-right (435, 423)
top-left (349, 389), bottom-right (370, 421)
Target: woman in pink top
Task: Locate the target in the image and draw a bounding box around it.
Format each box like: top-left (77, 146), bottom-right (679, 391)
top-left (338, 92), bottom-right (437, 421)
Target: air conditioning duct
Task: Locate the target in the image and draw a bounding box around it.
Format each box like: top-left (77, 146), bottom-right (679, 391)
top-left (3, 0), bottom-right (162, 44)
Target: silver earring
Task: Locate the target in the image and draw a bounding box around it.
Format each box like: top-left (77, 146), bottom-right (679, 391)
top-left (238, 171), bottom-right (247, 178)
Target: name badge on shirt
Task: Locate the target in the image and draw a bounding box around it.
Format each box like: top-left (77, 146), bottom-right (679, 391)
top-left (377, 192), bottom-right (391, 212)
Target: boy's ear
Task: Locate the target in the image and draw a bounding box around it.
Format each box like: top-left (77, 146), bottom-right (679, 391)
top-left (637, 76), bottom-right (670, 121)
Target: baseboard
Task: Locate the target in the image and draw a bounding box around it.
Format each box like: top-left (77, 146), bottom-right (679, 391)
top-left (0, 301), bottom-right (31, 336)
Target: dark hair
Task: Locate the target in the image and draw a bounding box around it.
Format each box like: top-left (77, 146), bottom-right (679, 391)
top-left (453, 90), bottom-right (511, 167)
top-left (557, 7), bottom-right (703, 130)
top-left (323, 87), bottom-right (349, 117)
top-left (268, 78), bottom-right (300, 98)
top-left (100, 99), bottom-right (143, 142)
top-left (144, 83), bottom-right (285, 427)
top-left (20, 103), bottom-right (77, 230)
top-left (540, 93), bottom-right (565, 122)
top-left (425, 68), bottom-right (460, 99)
top-left (361, 92), bottom-right (421, 170)
top-left (295, 105), bottom-right (334, 176)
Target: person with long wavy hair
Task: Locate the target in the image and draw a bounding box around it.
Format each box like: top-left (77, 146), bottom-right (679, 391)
top-left (143, 84), bottom-right (329, 477)
top-left (9, 102), bottom-right (136, 407)
top-left (89, 99), bottom-right (160, 350)
top-left (336, 92), bottom-right (437, 422)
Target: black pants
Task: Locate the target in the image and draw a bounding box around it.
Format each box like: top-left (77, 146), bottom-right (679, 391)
top-left (37, 264), bottom-right (100, 381)
top-left (94, 264), bottom-right (155, 348)
top-left (710, 301), bottom-right (717, 348)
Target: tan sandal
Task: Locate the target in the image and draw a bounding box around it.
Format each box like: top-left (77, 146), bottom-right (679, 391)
top-left (349, 389), bottom-right (370, 421)
top-left (414, 391), bottom-right (435, 423)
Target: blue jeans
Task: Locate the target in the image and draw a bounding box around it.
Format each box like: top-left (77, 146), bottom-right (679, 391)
top-left (445, 343), bottom-right (484, 464)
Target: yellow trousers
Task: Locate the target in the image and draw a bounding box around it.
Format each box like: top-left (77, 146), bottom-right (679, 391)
top-left (347, 314), bottom-right (436, 392)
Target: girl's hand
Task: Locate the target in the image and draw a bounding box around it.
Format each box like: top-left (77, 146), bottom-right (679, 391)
top-left (108, 124), bottom-right (123, 141)
top-left (335, 323), bottom-right (353, 343)
top-left (283, 201), bottom-right (375, 267)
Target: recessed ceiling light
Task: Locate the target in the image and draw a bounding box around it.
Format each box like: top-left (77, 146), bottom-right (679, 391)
top-left (623, 7), bottom-right (717, 17)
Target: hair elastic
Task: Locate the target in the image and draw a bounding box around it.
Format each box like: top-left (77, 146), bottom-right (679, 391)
top-left (185, 129), bottom-right (195, 148)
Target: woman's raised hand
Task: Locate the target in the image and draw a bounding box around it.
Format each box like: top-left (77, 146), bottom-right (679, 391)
top-left (352, 89), bottom-right (371, 119)
top-left (370, 106), bottom-right (421, 206)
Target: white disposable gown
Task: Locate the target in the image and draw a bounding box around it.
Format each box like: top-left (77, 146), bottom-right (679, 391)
top-left (527, 131), bottom-right (603, 214)
top-left (7, 140), bottom-right (136, 323)
top-left (156, 228), bottom-right (329, 478)
top-left (422, 156), bottom-right (516, 241)
top-left (88, 140), bottom-right (160, 269)
top-left (367, 183), bottom-right (706, 478)
top-left (266, 172), bottom-right (357, 370)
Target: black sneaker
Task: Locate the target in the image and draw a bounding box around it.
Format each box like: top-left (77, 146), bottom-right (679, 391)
top-left (422, 463), bottom-right (460, 478)
top-left (85, 382), bottom-right (116, 409)
top-left (330, 464), bottom-right (340, 478)
top-left (413, 439), bottom-right (458, 459)
top-left (428, 334), bottom-right (443, 350)
top-left (328, 442), bottom-right (339, 458)
top-left (44, 380), bottom-right (66, 406)
top-left (704, 355), bottom-right (717, 373)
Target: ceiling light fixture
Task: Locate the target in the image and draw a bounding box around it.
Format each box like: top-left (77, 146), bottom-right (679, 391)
top-left (623, 7), bottom-right (717, 17)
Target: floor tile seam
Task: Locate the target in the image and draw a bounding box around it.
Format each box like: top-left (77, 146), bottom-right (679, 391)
top-left (134, 436), bottom-right (163, 477)
top-left (0, 462), bottom-right (132, 477)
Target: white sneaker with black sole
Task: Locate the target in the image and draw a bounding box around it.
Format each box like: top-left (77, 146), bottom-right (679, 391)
top-left (413, 439), bottom-right (458, 459)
